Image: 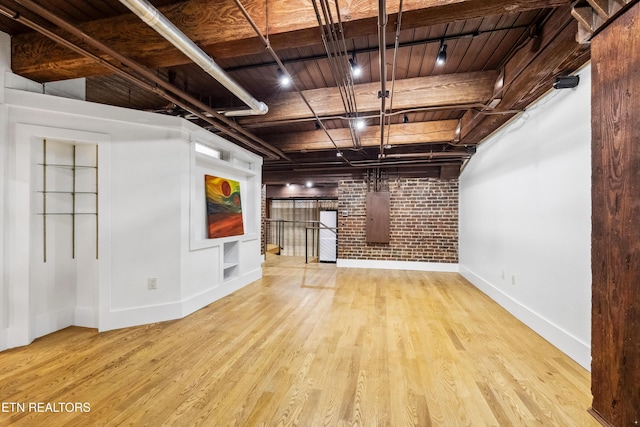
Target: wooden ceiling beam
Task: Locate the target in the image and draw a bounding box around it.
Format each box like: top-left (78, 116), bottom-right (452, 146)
top-left (457, 5), bottom-right (591, 145)
top-left (273, 120), bottom-right (459, 152)
top-left (239, 71), bottom-right (497, 124)
top-left (11, 0), bottom-right (568, 81)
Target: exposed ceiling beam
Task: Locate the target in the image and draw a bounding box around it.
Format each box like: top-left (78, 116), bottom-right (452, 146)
top-left (458, 5), bottom-right (591, 145)
top-left (223, 26), bottom-right (530, 73)
top-left (239, 71), bottom-right (498, 124)
top-left (11, 0), bottom-right (569, 81)
top-left (274, 120), bottom-right (459, 152)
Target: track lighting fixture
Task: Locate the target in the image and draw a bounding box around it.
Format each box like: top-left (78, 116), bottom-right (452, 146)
top-left (277, 68), bottom-right (290, 87)
top-left (436, 41), bottom-right (447, 66)
top-left (349, 54), bottom-right (362, 77)
top-left (402, 113), bottom-right (409, 124)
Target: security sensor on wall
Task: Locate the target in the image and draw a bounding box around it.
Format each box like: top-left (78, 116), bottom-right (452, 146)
top-left (553, 75), bottom-right (580, 89)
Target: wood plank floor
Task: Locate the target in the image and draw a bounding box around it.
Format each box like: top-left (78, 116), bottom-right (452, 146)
top-left (0, 255), bottom-right (597, 426)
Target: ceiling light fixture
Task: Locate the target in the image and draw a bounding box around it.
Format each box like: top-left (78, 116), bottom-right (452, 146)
top-left (349, 54), bottom-right (362, 77)
top-left (306, 181), bottom-right (313, 188)
top-left (402, 113), bottom-right (409, 123)
top-left (277, 68), bottom-right (291, 87)
top-left (436, 41), bottom-right (447, 66)
top-left (355, 119), bottom-right (366, 131)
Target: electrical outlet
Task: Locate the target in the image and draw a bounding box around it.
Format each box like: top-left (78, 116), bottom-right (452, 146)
top-left (148, 278), bottom-right (157, 290)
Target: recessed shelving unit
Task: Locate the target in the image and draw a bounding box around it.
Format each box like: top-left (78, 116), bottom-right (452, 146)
top-left (37, 139), bottom-right (98, 262)
top-left (222, 240), bottom-right (239, 281)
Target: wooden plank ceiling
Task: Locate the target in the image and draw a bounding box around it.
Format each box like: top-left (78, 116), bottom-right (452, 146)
top-left (0, 0), bottom-right (591, 184)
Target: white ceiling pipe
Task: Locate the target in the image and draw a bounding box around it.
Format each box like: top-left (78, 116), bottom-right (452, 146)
top-left (119, 0), bottom-right (268, 116)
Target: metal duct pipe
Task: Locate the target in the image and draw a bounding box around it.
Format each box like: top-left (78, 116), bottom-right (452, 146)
top-left (10, 0), bottom-right (285, 159)
top-left (119, 0), bottom-right (268, 116)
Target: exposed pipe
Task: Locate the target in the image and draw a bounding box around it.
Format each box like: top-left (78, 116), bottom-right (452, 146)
top-left (118, 0), bottom-right (268, 116)
top-left (6, 0), bottom-right (285, 159)
top-left (240, 103), bottom-right (494, 128)
top-left (378, 0), bottom-right (388, 156)
top-left (283, 159), bottom-right (465, 171)
top-left (385, 0), bottom-right (404, 148)
top-left (311, 0), bottom-right (361, 151)
top-left (233, 0), bottom-right (355, 167)
top-left (378, 152), bottom-right (469, 159)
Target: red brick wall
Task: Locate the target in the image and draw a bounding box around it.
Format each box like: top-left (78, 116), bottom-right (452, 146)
top-left (338, 177), bottom-right (458, 263)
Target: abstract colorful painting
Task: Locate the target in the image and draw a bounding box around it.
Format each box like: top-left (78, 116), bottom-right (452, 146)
top-left (204, 175), bottom-right (244, 238)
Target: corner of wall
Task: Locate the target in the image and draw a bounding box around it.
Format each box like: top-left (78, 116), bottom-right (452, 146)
top-left (0, 329), bottom-right (7, 352)
top-left (460, 265), bottom-right (591, 370)
top-left (0, 31), bottom-right (10, 73)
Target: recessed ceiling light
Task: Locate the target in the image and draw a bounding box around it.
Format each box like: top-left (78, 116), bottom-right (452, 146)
top-left (349, 58), bottom-right (362, 77)
top-left (277, 68), bottom-right (291, 87)
top-left (436, 41), bottom-right (447, 66)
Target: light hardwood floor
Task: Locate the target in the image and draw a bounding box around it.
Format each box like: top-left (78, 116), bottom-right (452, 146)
top-left (0, 255), bottom-right (597, 426)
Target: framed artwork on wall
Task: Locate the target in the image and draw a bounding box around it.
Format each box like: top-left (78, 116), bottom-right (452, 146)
top-left (204, 174), bottom-right (244, 238)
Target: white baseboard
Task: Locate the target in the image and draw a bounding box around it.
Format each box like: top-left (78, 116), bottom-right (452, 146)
top-left (74, 306), bottom-right (98, 328)
top-left (337, 258), bottom-right (459, 273)
top-left (100, 268), bottom-right (263, 332)
top-left (181, 268), bottom-right (262, 317)
top-left (35, 307), bottom-right (74, 338)
top-left (100, 301), bottom-right (183, 332)
top-left (459, 265), bottom-right (591, 371)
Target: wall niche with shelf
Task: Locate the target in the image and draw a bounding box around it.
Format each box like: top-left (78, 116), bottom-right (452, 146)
top-left (223, 240), bottom-right (239, 281)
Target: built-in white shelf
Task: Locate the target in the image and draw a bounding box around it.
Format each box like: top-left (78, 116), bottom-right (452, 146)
top-left (223, 241), bottom-right (239, 281)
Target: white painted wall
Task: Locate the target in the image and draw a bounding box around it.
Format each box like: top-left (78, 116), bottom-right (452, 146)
top-left (0, 32), bottom-right (7, 350)
top-left (0, 33), bottom-right (262, 351)
top-left (459, 64), bottom-right (592, 369)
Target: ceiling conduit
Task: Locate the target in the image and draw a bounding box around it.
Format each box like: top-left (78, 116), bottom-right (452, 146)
top-left (377, 0), bottom-right (388, 156)
top-left (233, 0), bottom-right (355, 167)
top-left (384, 0), bottom-right (403, 153)
top-left (118, 0), bottom-right (269, 116)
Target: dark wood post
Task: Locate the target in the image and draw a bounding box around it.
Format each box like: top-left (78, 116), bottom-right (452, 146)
top-left (590, 2), bottom-right (640, 426)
